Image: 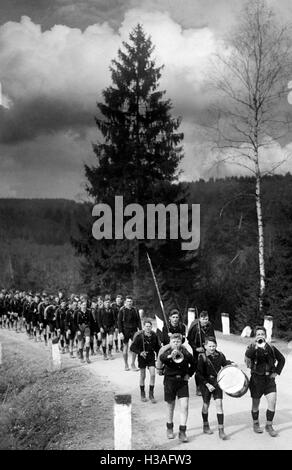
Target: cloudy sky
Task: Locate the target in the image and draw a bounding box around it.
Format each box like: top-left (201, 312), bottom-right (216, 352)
top-left (0, 0), bottom-right (292, 199)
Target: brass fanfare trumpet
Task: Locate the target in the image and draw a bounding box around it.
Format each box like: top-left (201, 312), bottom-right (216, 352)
top-left (256, 337), bottom-right (266, 348)
top-left (171, 349), bottom-right (184, 363)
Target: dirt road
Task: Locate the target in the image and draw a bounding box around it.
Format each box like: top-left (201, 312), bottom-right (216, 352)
top-left (1, 329), bottom-right (291, 450)
top-left (86, 332), bottom-right (292, 450)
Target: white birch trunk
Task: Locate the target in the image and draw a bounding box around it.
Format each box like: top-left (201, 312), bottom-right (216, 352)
top-left (255, 164), bottom-right (265, 312)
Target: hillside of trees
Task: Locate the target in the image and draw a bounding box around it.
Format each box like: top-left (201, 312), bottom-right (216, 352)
top-left (0, 199), bottom-right (89, 293)
top-left (1, 173), bottom-right (292, 338)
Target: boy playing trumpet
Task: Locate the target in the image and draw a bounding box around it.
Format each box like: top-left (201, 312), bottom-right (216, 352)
top-left (159, 333), bottom-right (195, 443)
top-left (245, 326), bottom-right (285, 437)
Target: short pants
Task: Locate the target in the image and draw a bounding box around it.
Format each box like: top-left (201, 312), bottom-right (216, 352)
top-left (164, 376), bottom-right (189, 402)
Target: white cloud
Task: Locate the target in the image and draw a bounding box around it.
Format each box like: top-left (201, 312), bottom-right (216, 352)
top-left (0, 9), bottom-right (291, 197)
top-left (0, 11), bottom-right (221, 123)
top-left (0, 16), bottom-right (120, 109)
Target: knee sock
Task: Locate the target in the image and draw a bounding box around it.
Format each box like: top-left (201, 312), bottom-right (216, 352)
top-left (266, 409), bottom-right (275, 424)
top-left (202, 412), bottom-right (209, 424)
top-left (252, 410), bottom-right (259, 422)
top-left (217, 414), bottom-right (224, 426)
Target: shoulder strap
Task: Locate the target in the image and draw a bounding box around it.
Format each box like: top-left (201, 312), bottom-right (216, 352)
top-left (204, 353), bottom-right (220, 375)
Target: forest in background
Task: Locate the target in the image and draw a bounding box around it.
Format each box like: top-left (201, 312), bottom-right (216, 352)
top-left (1, 173), bottom-right (292, 339)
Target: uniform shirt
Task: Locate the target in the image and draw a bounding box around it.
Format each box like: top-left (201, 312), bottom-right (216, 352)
top-left (55, 307), bottom-right (67, 330)
top-left (76, 309), bottom-right (91, 327)
top-left (89, 307), bottom-right (99, 332)
top-left (30, 301), bottom-right (40, 322)
top-left (38, 302), bottom-right (49, 323)
top-left (98, 307), bottom-right (116, 330)
top-left (118, 306), bottom-right (141, 333)
top-left (111, 302), bottom-right (123, 326)
top-left (160, 347), bottom-right (196, 378)
top-left (130, 331), bottom-right (161, 358)
top-left (0, 297), bottom-right (5, 316)
top-left (22, 300), bottom-right (33, 321)
top-left (44, 304), bottom-right (56, 323)
top-left (10, 298), bottom-right (22, 314)
top-left (65, 308), bottom-right (78, 331)
top-left (4, 296), bottom-right (12, 313)
top-left (196, 350), bottom-right (231, 387)
top-left (245, 343), bottom-right (285, 376)
top-left (187, 321), bottom-right (216, 352)
top-left (161, 322), bottom-right (186, 345)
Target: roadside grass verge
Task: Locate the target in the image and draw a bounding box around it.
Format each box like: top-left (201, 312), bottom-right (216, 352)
top-left (0, 347), bottom-right (66, 450)
top-left (0, 333), bottom-right (114, 450)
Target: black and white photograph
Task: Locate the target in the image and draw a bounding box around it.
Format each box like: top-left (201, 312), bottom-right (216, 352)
top-left (0, 0), bottom-right (292, 455)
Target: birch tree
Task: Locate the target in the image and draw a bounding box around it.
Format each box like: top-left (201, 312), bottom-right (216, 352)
top-left (210, 0), bottom-right (292, 312)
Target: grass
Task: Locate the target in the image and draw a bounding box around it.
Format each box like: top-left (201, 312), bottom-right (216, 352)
top-left (0, 354), bottom-right (66, 450)
top-left (0, 332), bottom-right (115, 450)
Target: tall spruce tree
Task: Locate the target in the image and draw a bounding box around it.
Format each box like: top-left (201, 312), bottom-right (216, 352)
top-left (86, 24), bottom-right (183, 204)
top-left (74, 24), bottom-right (197, 306)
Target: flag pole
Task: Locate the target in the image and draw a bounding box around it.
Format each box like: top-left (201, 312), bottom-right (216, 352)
top-left (146, 251), bottom-right (169, 332)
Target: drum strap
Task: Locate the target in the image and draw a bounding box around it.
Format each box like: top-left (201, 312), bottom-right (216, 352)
top-left (203, 353), bottom-right (222, 377)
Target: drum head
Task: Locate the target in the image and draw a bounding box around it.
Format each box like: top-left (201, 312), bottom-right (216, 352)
top-left (217, 365), bottom-right (249, 397)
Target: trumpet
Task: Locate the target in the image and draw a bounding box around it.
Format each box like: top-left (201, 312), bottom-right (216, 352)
top-left (171, 349), bottom-right (184, 363)
top-left (256, 338), bottom-right (266, 348)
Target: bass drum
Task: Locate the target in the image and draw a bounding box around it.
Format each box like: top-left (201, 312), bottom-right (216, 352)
top-left (217, 365), bottom-right (249, 398)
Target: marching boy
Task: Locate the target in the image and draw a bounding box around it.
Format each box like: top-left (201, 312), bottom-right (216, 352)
top-left (156, 309), bottom-right (186, 375)
top-left (244, 326), bottom-right (285, 437)
top-left (196, 336), bottom-right (233, 440)
top-left (187, 310), bottom-right (216, 396)
top-left (159, 333), bottom-right (195, 443)
top-left (130, 319), bottom-right (161, 403)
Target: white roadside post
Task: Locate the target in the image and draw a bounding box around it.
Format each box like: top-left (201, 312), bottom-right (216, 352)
top-left (264, 315), bottom-right (273, 343)
top-left (221, 312), bottom-right (230, 335)
top-left (51, 340), bottom-right (61, 370)
top-left (187, 308), bottom-right (196, 333)
top-left (0, 342), bottom-right (2, 365)
top-left (114, 394), bottom-right (132, 450)
top-left (241, 326), bottom-right (252, 338)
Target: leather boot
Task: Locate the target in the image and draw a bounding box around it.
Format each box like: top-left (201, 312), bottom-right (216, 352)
top-left (218, 426), bottom-right (228, 440)
top-left (253, 421), bottom-right (263, 433)
top-left (166, 423), bottom-right (174, 439)
top-left (149, 391), bottom-right (156, 404)
top-left (140, 390), bottom-right (148, 402)
top-left (203, 423), bottom-right (214, 434)
top-left (178, 425), bottom-right (188, 443)
top-left (265, 424), bottom-right (278, 437)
